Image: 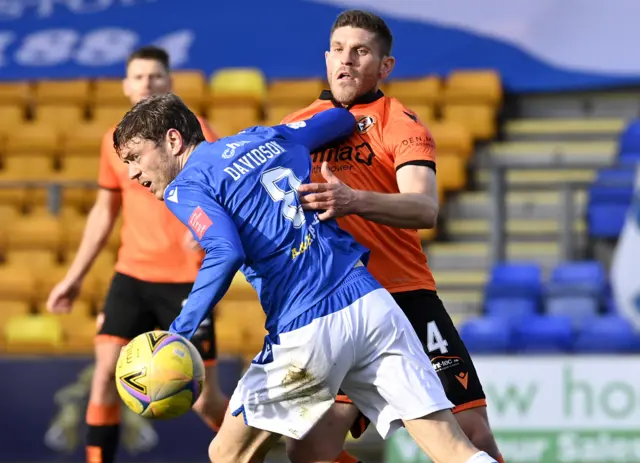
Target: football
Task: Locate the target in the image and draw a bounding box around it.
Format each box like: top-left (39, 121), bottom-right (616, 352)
top-left (115, 330), bottom-right (205, 419)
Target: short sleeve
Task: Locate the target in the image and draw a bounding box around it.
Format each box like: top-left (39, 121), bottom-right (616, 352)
top-left (387, 110), bottom-right (437, 172)
top-left (97, 128), bottom-right (121, 190)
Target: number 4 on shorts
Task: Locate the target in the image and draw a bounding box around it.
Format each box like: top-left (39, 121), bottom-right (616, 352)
top-left (427, 321), bottom-right (448, 354)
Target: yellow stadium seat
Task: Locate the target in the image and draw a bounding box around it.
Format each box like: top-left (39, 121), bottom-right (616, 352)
top-left (207, 105), bottom-right (261, 132)
top-left (0, 187), bottom-right (28, 210)
top-left (3, 314), bottom-right (63, 353)
top-left (0, 301), bottom-right (32, 338)
top-left (437, 152), bottom-right (467, 192)
top-left (210, 68), bottom-right (267, 104)
top-left (0, 204), bottom-right (19, 222)
top-left (4, 123), bottom-right (60, 157)
top-left (0, 266), bottom-right (37, 300)
top-left (443, 70), bottom-right (502, 106)
top-left (91, 106), bottom-right (131, 127)
top-left (59, 156), bottom-right (100, 181)
top-left (34, 104), bottom-right (85, 132)
top-left (442, 104), bottom-right (496, 140)
top-left (206, 119), bottom-right (236, 138)
top-left (0, 81), bottom-right (31, 105)
top-left (225, 272), bottom-right (257, 300)
top-left (5, 249), bottom-right (58, 269)
top-left (0, 156), bottom-right (55, 181)
top-left (0, 105), bottom-right (27, 137)
top-left (64, 122), bottom-right (111, 156)
top-left (33, 79), bottom-right (91, 106)
top-left (173, 70), bottom-right (208, 112)
top-left (385, 76), bottom-right (441, 104)
top-left (93, 79), bottom-right (130, 106)
top-left (7, 212), bottom-right (64, 250)
top-left (215, 300), bottom-right (265, 356)
top-left (267, 78), bottom-right (324, 106)
top-left (265, 104), bottom-right (301, 126)
top-left (407, 104), bottom-right (436, 125)
top-left (35, 264), bottom-right (96, 306)
top-left (429, 121), bottom-right (474, 160)
top-left (418, 228), bottom-right (437, 241)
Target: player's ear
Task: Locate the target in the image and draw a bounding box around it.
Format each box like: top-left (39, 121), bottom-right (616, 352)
top-left (166, 129), bottom-right (184, 156)
top-left (380, 55), bottom-right (395, 80)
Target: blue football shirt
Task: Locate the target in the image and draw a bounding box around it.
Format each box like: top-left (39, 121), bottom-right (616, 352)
top-left (163, 108), bottom-right (371, 338)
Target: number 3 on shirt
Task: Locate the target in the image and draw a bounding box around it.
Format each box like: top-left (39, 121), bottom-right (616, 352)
top-left (261, 167), bottom-right (306, 228)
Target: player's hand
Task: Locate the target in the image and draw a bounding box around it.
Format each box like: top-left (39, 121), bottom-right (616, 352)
top-left (183, 230), bottom-right (201, 251)
top-left (298, 162), bottom-right (356, 221)
top-left (46, 279), bottom-right (82, 314)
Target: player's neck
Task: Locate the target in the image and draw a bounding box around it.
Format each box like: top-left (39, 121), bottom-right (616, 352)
top-left (177, 143), bottom-right (200, 171)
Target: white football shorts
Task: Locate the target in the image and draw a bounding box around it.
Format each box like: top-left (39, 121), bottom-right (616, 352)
top-left (228, 287), bottom-right (453, 440)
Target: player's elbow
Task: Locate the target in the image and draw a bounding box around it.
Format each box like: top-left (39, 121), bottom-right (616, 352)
top-left (419, 201), bottom-right (439, 229)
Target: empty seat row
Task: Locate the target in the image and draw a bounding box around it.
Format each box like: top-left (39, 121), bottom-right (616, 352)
top-left (461, 314), bottom-right (638, 354)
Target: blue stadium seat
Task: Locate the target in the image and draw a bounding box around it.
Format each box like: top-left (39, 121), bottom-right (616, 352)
top-left (545, 296), bottom-right (599, 328)
top-left (485, 298), bottom-right (537, 322)
top-left (573, 315), bottom-right (640, 353)
top-left (484, 262), bottom-right (542, 303)
top-left (595, 167), bottom-right (636, 186)
top-left (618, 119), bottom-right (640, 154)
top-left (546, 261), bottom-right (606, 295)
top-left (587, 184), bottom-right (633, 203)
top-left (587, 202), bottom-right (629, 238)
top-left (512, 315), bottom-right (573, 353)
top-left (459, 316), bottom-right (512, 353)
top-left (618, 151), bottom-right (640, 165)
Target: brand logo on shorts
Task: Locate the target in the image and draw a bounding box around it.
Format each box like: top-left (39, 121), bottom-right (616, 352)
top-left (188, 206), bottom-right (213, 240)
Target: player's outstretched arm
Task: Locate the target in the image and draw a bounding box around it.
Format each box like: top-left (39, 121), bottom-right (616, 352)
top-left (276, 108), bottom-right (356, 152)
top-left (163, 182), bottom-right (245, 340)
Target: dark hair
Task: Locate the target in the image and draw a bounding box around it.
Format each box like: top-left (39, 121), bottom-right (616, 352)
top-left (126, 45), bottom-right (170, 71)
top-left (331, 9), bottom-right (393, 56)
top-left (113, 93), bottom-right (204, 155)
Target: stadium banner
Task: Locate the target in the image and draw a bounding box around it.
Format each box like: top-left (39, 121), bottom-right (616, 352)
top-left (610, 166), bottom-right (640, 332)
top-left (2, 0), bottom-right (640, 92)
top-left (0, 356), bottom-right (243, 462)
top-left (385, 356), bottom-right (640, 463)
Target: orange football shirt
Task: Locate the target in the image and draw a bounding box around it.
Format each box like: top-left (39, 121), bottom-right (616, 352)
top-left (282, 90), bottom-right (437, 293)
top-left (98, 116), bottom-right (217, 283)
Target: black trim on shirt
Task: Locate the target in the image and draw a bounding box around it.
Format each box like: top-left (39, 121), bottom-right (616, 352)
top-left (396, 159), bottom-right (436, 173)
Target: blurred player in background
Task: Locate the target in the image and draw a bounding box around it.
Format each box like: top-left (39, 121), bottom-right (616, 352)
top-left (46, 46), bottom-right (228, 463)
top-left (112, 93), bottom-right (499, 463)
top-left (282, 9), bottom-right (506, 463)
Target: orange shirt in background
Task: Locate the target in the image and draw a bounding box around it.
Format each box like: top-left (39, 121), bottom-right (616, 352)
top-left (98, 117), bottom-right (217, 283)
top-left (283, 90), bottom-right (437, 293)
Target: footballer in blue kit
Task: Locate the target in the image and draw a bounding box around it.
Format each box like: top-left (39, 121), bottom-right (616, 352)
top-left (112, 93), bottom-right (498, 463)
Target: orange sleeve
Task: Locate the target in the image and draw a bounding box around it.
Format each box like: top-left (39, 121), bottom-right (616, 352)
top-left (386, 109), bottom-right (436, 171)
top-left (97, 129), bottom-right (121, 190)
top-left (198, 117), bottom-right (219, 142)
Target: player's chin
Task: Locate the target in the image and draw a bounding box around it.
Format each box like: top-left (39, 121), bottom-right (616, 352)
top-left (331, 84), bottom-right (360, 106)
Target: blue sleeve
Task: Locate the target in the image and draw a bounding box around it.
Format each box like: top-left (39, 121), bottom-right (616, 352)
top-left (163, 181), bottom-right (245, 340)
top-left (275, 108), bottom-right (356, 151)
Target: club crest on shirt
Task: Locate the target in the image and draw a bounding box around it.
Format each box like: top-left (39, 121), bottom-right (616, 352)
top-left (356, 115), bottom-right (376, 134)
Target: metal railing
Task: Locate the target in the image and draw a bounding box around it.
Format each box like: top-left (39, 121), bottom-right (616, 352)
top-left (487, 161), bottom-right (628, 264)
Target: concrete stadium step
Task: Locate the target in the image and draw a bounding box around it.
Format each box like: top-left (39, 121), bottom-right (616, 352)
top-left (447, 218), bottom-right (586, 241)
top-left (438, 290), bottom-right (483, 318)
top-left (431, 269), bottom-right (487, 288)
top-left (476, 167), bottom-right (596, 188)
top-left (426, 241), bottom-right (561, 272)
top-left (516, 92), bottom-right (640, 119)
top-left (447, 190), bottom-right (587, 220)
top-left (504, 118), bottom-right (626, 142)
top-left (487, 140), bottom-right (616, 165)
